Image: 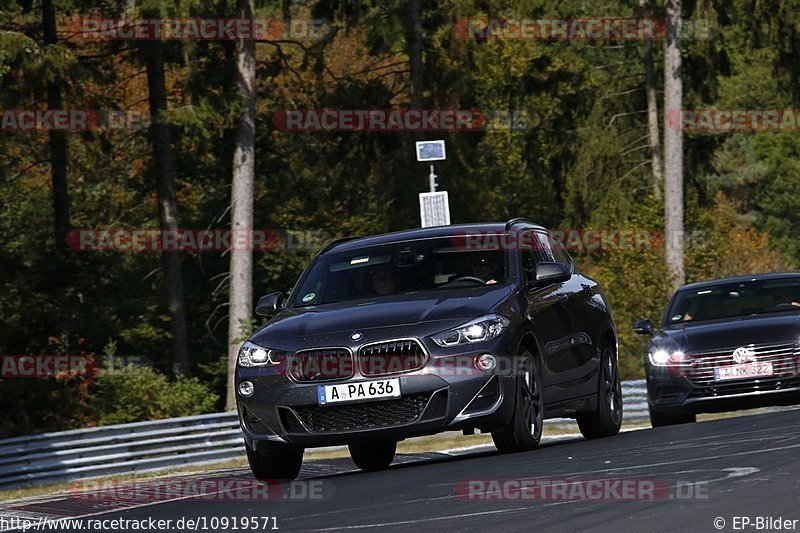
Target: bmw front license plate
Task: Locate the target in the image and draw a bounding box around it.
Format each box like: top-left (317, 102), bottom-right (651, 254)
top-left (714, 362), bottom-right (774, 381)
top-left (317, 378), bottom-right (401, 405)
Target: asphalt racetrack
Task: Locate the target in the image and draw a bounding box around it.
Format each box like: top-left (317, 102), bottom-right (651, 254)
top-left (3, 409), bottom-right (800, 533)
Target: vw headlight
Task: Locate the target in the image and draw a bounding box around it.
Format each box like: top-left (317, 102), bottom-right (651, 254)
top-left (648, 349), bottom-right (686, 366)
top-left (238, 340), bottom-right (287, 367)
top-left (431, 315), bottom-right (510, 347)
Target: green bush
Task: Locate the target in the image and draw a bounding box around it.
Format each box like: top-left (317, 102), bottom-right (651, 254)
top-left (89, 366), bottom-right (219, 425)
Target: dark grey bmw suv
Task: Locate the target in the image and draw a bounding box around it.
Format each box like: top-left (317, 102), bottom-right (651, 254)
top-left (236, 219), bottom-right (621, 479)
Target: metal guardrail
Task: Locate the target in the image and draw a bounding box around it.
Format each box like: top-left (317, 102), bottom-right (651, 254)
top-left (0, 413), bottom-right (245, 490)
top-left (0, 380), bottom-right (648, 490)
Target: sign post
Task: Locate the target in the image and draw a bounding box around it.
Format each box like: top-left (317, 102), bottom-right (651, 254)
top-left (418, 191), bottom-right (451, 228)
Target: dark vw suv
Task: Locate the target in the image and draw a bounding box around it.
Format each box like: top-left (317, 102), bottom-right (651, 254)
top-left (236, 219), bottom-right (621, 479)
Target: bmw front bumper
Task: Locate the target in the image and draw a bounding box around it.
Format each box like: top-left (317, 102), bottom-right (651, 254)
top-left (236, 335), bottom-right (519, 450)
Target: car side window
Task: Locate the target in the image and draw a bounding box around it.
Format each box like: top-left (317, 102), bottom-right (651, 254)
top-left (548, 233), bottom-right (573, 271)
top-left (520, 229), bottom-right (554, 285)
top-left (533, 230), bottom-right (555, 262)
top-left (521, 248), bottom-right (536, 285)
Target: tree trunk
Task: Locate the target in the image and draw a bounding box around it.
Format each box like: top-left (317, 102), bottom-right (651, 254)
top-left (639, 0), bottom-right (663, 199)
top-left (406, 0), bottom-right (428, 223)
top-left (408, 0), bottom-right (424, 111)
top-left (226, 0), bottom-right (257, 410)
top-left (663, 0), bottom-right (685, 292)
top-left (144, 39), bottom-right (190, 376)
top-left (42, 0), bottom-right (70, 249)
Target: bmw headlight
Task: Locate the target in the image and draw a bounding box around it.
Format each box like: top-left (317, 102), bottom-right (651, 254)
top-left (431, 315), bottom-right (510, 347)
top-left (238, 340), bottom-right (287, 367)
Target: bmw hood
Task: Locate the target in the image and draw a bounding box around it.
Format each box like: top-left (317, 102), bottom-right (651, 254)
top-left (251, 285), bottom-right (514, 344)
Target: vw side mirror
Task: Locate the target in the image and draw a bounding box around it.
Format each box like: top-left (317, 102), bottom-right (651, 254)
top-left (633, 319), bottom-right (654, 335)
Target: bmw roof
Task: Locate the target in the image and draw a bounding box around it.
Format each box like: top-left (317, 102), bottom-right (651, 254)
top-left (321, 219), bottom-right (543, 254)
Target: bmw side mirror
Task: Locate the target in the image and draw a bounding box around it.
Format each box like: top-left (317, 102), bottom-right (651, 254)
top-left (255, 291), bottom-right (285, 317)
top-left (633, 319), bottom-right (653, 335)
top-left (532, 262), bottom-right (570, 286)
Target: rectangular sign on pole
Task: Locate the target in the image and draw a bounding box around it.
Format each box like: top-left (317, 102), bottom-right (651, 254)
top-left (415, 140), bottom-right (446, 161)
top-left (419, 191), bottom-right (451, 228)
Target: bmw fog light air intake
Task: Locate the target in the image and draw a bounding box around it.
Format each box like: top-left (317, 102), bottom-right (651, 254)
top-left (475, 353), bottom-right (497, 372)
top-left (238, 381), bottom-right (254, 397)
top-left (238, 340), bottom-right (286, 367)
top-left (431, 315), bottom-right (510, 347)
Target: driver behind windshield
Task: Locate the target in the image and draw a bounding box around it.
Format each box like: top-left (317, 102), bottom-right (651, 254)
top-left (771, 286), bottom-right (800, 308)
top-left (369, 265), bottom-right (397, 295)
top-left (470, 253), bottom-right (500, 285)
top-left (683, 296), bottom-right (722, 321)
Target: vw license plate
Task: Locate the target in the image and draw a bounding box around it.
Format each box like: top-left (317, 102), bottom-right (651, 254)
top-left (714, 362), bottom-right (773, 381)
top-left (317, 378), bottom-right (401, 405)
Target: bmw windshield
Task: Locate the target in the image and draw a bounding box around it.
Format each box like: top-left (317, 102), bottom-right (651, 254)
top-left (293, 237), bottom-right (509, 307)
